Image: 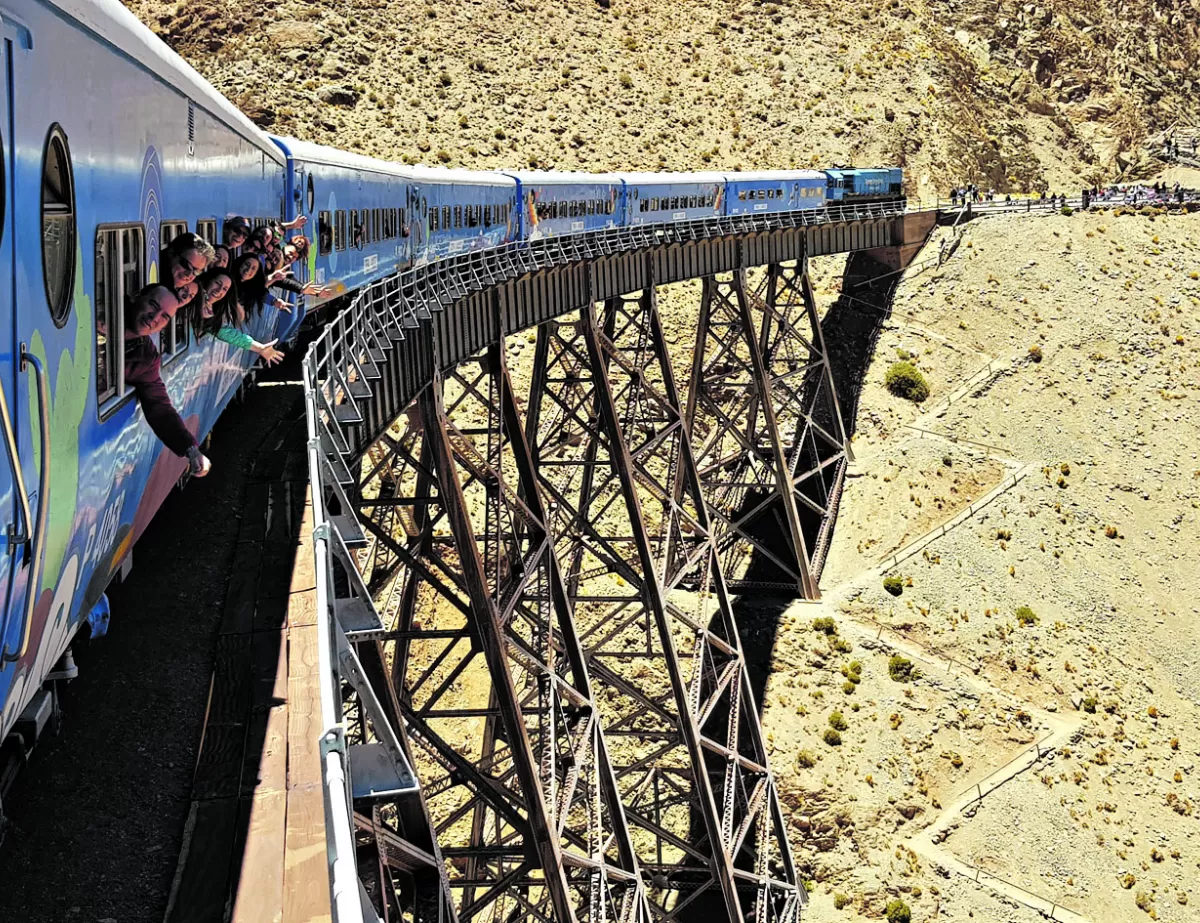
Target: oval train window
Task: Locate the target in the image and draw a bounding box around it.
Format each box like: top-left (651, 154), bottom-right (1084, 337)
top-left (41, 125), bottom-right (76, 327)
top-left (306, 174), bottom-right (315, 213)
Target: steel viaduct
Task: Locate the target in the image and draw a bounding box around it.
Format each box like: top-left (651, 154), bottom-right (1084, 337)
top-left (176, 201), bottom-right (943, 923)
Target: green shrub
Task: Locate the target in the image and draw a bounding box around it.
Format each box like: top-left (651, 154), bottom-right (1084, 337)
top-left (829, 711), bottom-right (848, 731)
top-left (796, 749), bottom-right (816, 769)
top-left (1082, 696), bottom-right (1098, 714)
top-left (883, 575), bottom-right (904, 596)
top-left (1029, 344), bottom-right (1043, 362)
top-left (823, 728), bottom-right (842, 746)
top-left (842, 680), bottom-right (857, 695)
top-left (884, 361), bottom-right (930, 402)
top-left (885, 898), bottom-right (912, 923)
top-left (834, 893), bottom-right (852, 910)
top-left (888, 654), bottom-right (916, 682)
top-left (1015, 605), bottom-right (1039, 626)
top-left (830, 636), bottom-right (853, 654)
top-left (812, 616), bottom-right (838, 635)
top-left (1060, 205), bottom-right (1074, 216)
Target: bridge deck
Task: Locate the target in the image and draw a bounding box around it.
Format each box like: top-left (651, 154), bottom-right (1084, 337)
top-left (163, 408), bottom-right (330, 923)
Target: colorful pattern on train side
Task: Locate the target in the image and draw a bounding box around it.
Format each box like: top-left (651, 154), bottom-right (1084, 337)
top-left (0, 0), bottom-right (286, 740)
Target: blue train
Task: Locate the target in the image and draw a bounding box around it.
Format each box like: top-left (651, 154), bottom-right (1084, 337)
top-left (0, 0), bottom-right (903, 792)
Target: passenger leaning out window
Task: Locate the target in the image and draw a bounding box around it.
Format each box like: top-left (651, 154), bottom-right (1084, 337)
top-left (124, 284), bottom-right (211, 477)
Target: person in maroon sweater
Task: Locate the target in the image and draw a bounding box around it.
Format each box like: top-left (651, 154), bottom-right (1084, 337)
top-left (124, 284), bottom-right (211, 477)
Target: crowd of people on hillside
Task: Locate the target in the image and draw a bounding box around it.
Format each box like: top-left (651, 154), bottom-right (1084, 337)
top-left (949, 181), bottom-right (1194, 210)
top-left (128, 215), bottom-right (328, 478)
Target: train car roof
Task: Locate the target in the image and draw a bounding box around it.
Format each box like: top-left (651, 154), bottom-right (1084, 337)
top-left (50, 0), bottom-right (284, 163)
top-left (617, 172), bottom-right (727, 185)
top-left (500, 170), bottom-right (625, 186)
top-left (272, 137), bottom-right (413, 179)
top-left (723, 170), bottom-right (827, 182)
top-left (826, 167), bottom-right (898, 177)
top-left (408, 166), bottom-right (516, 186)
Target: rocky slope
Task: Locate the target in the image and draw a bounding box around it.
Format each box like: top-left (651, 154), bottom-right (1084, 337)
top-left (125, 0), bottom-right (1200, 198)
top-left (763, 207), bottom-right (1200, 921)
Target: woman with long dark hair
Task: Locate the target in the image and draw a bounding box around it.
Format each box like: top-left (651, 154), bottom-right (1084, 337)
top-left (201, 266), bottom-right (284, 365)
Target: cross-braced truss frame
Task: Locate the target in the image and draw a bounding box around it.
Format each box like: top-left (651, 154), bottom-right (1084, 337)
top-left (684, 261), bottom-right (850, 596)
top-left (344, 258), bottom-right (850, 923)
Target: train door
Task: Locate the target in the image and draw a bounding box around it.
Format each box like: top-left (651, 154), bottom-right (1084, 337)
top-left (2, 12), bottom-right (55, 673)
top-left (0, 29), bottom-right (18, 657)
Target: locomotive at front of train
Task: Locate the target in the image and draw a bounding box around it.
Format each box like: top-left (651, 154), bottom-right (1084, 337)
top-left (0, 0), bottom-right (285, 762)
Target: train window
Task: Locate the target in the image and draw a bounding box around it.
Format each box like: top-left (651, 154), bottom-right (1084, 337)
top-left (95, 225), bottom-right (145, 409)
top-left (158, 221), bottom-right (189, 361)
top-left (483, 205), bottom-right (492, 226)
top-left (351, 210), bottom-right (364, 249)
top-left (196, 219), bottom-right (217, 244)
top-left (319, 211), bottom-right (332, 255)
top-left (430, 208), bottom-right (439, 232)
top-left (42, 125), bottom-right (77, 328)
top-left (306, 174), bottom-right (316, 213)
top-left (442, 206), bottom-right (451, 229)
top-left (160, 221), bottom-right (187, 249)
top-left (373, 208), bottom-right (381, 241)
top-left (452, 205), bottom-right (460, 229)
top-left (335, 210), bottom-right (347, 251)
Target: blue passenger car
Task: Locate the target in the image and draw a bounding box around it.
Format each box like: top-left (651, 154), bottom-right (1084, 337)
top-left (503, 171), bottom-right (623, 241)
top-left (619, 172), bottom-right (725, 226)
top-left (0, 0), bottom-right (287, 741)
top-left (277, 138), bottom-right (411, 312)
top-left (409, 167), bottom-right (517, 266)
top-left (723, 170), bottom-right (826, 216)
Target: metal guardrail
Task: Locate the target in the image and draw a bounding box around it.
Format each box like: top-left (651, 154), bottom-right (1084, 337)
top-left (935, 192), bottom-right (1200, 214)
top-left (299, 197), bottom-right (916, 920)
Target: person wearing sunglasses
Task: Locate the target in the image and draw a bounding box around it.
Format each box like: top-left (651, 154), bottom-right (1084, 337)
top-left (161, 233), bottom-right (215, 289)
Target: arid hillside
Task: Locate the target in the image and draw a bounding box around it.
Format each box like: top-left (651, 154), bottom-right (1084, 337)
top-left (124, 0), bottom-right (1200, 198)
top-left (762, 207), bottom-right (1200, 921)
